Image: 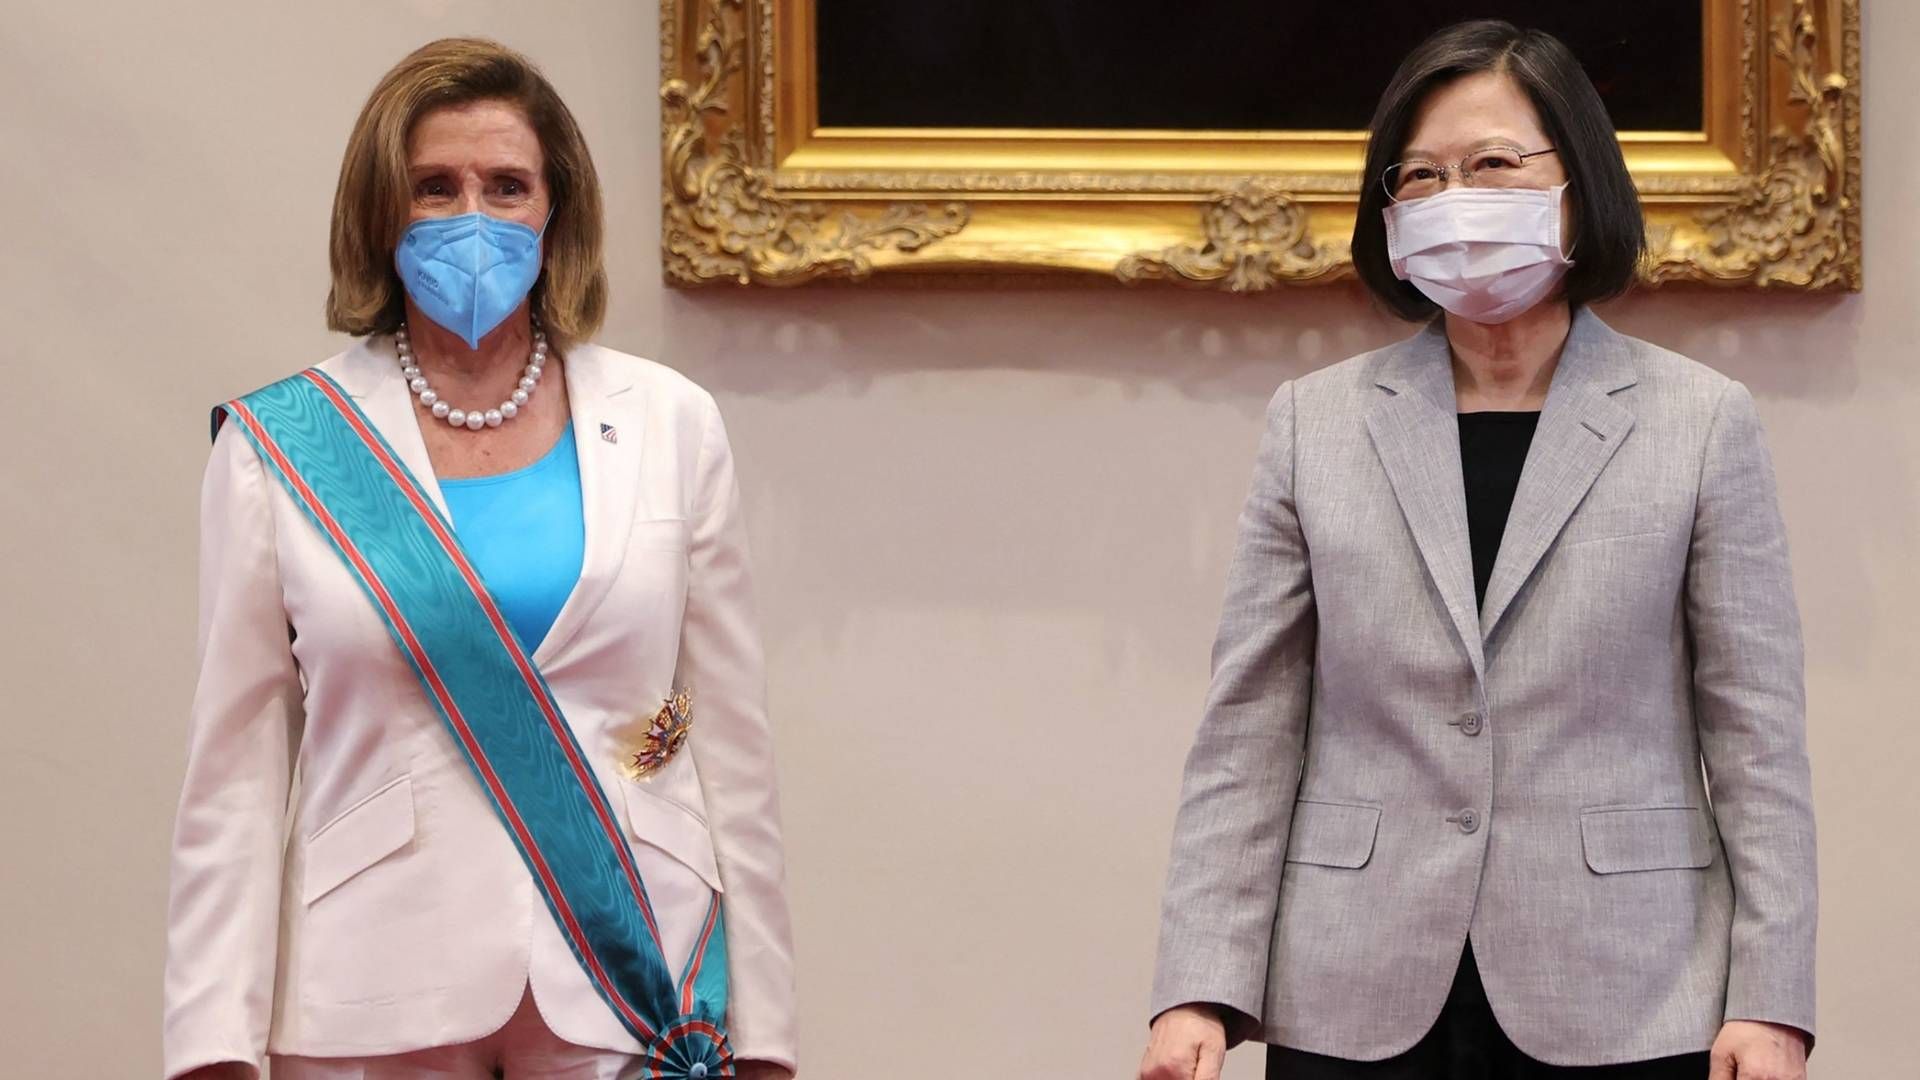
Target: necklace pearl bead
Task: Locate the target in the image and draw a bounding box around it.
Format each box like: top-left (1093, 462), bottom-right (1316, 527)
top-left (397, 321), bottom-right (546, 433)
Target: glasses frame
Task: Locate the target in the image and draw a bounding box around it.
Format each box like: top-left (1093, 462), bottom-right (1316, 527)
top-left (1381, 146), bottom-right (1560, 203)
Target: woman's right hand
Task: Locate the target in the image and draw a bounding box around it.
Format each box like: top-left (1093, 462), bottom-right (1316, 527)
top-left (1139, 1003), bottom-right (1227, 1080)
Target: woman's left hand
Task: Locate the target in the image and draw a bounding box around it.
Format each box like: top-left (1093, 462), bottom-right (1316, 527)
top-left (1709, 1020), bottom-right (1808, 1080)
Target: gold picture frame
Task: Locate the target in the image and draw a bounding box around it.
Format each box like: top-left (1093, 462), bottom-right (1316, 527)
top-left (661, 0), bottom-right (1860, 292)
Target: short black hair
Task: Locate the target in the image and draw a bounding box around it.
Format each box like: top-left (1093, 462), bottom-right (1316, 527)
top-left (1350, 20), bottom-right (1645, 321)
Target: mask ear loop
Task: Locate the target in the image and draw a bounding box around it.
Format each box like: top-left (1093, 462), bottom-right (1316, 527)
top-left (529, 204), bottom-right (557, 334)
top-left (1553, 181), bottom-right (1578, 262)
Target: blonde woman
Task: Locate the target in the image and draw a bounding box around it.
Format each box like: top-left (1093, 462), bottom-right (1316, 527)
top-left (164, 39), bottom-right (795, 1080)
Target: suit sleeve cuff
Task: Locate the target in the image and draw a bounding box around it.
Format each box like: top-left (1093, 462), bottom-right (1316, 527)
top-left (1150, 1000), bottom-right (1262, 1049)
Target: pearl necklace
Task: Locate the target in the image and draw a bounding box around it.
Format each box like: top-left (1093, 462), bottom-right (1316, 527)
top-left (396, 321), bottom-right (548, 431)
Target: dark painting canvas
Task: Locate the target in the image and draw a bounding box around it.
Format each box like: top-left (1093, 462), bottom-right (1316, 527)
top-left (817, 1), bottom-right (1703, 132)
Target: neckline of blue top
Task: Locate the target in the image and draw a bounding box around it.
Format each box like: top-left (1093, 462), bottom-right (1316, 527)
top-left (439, 425), bottom-right (578, 489)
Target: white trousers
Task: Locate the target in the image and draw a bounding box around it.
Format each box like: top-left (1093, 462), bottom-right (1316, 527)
top-left (269, 988), bottom-right (642, 1080)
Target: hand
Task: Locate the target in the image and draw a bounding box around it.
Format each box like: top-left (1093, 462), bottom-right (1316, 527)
top-left (175, 1065), bottom-right (253, 1080)
top-left (735, 1060), bottom-right (794, 1080)
top-left (1709, 1020), bottom-right (1808, 1080)
top-left (1139, 1004), bottom-right (1227, 1080)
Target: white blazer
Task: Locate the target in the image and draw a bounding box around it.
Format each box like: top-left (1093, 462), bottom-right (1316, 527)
top-left (163, 339), bottom-right (796, 1078)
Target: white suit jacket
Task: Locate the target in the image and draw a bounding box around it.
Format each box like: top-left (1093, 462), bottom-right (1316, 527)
top-left (163, 339), bottom-right (796, 1078)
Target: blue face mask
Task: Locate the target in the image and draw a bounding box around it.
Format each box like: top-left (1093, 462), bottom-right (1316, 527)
top-left (394, 211), bottom-right (548, 350)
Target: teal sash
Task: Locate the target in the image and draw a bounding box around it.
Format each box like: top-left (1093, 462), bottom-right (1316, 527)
top-left (216, 369), bottom-right (731, 1078)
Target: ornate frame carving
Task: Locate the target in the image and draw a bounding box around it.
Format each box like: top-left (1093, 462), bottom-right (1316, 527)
top-left (662, 0), bottom-right (1860, 292)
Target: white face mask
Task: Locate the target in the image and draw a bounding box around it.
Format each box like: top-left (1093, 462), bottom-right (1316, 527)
top-left (1382, 184), bottom-right (1574, 324)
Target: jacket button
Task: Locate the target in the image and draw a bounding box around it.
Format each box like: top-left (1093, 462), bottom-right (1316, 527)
top-left (1449, 808), bottom-right (1480, 834)
top-left (1459, 712), bottom-right (1484, 736)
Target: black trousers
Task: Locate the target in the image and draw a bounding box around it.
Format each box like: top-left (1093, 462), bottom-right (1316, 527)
top-left (1266, 943), bottom-right (1712, 1079)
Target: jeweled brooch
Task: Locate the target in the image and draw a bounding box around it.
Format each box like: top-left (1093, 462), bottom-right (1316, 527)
top-left (621, 689), bottom-right (693, 781)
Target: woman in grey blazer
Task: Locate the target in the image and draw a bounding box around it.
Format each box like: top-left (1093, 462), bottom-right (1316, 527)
top-left (1141, 21), bottom-right (1815, 1080)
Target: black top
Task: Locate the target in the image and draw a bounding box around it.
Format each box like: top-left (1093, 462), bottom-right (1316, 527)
top-left (1458, 412), bottom-right (1542, 609)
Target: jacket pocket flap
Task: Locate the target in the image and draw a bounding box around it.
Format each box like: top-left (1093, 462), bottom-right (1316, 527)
top-left (1285, 800), bottom-right (1382, 869)
top-left (1581, 805), bottom-right (1714, 874)
top-left (625, 784), bottom-right (724, 893)
top-left (303, 775), bottom-right (416, 904)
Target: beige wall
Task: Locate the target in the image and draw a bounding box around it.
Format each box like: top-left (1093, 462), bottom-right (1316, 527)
top-left (3, 1), bottom-right (1914, 1076)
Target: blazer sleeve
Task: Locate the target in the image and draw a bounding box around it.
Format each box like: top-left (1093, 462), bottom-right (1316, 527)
top-left (1687, 380), bottom-right (1818, 1040)
top-left (162, 423), bottom-right (305, 1080)
top-left (679, 395), bottom-right (798, 1074)
top-left (1149, 382), bottom-right (1317, 1044)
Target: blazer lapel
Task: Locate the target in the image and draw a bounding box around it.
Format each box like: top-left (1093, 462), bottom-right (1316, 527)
top-left (1366, 323), bottom-right (1486, 681)
top-left (533, 344), bottom-right (644, 668)
top-left (333, 336), bottom-right (451, 520)
top-left (1478, 310), bottom-right (1639, 640)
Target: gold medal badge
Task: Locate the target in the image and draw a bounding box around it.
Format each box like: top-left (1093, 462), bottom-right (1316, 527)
top-left (620, 689), bottom-right (693, 781)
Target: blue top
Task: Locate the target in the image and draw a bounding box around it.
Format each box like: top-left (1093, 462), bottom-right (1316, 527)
top-left (440, 425), bottom-right (586, 652)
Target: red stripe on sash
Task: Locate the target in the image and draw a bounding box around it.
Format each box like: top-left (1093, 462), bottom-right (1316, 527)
top-left (296, 371), bottom-right (665, 948)
top-left (680, 895), bottom-right (724, 1015)
top-left (227, 397), bottom-right (659, 1043)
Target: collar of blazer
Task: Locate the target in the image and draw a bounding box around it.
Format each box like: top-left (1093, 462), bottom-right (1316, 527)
top-left (1365, 308), bottom-right (1640, 685)
top-left (325, 335), bottom-right (648, 670)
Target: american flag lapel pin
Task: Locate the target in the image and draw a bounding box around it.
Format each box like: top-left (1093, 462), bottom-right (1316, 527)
top-left (599, 422), bottom-right (618, 445)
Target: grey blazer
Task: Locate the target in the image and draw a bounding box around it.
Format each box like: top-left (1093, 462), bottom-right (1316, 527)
top-left (1151, 310), bottom-right (1816, 1065)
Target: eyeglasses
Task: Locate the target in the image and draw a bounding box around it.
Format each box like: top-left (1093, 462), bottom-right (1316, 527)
top-left (1382, 145), bottom-right (1559, 203)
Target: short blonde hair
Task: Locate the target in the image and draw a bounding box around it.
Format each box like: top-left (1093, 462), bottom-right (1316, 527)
top-left (326, 38), bottom-right (607, 349)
